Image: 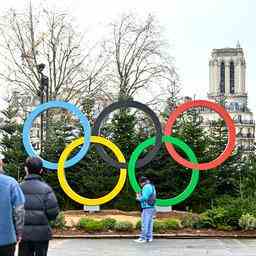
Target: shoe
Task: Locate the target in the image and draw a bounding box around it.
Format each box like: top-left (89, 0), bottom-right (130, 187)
top-left (147, 239), bottom-right (153, 242)
top-left (134, 238), bottom-right (146, 243)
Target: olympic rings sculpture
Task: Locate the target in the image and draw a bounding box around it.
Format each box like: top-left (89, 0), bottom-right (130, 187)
top-left (22, 99), bottom-right (236, 207)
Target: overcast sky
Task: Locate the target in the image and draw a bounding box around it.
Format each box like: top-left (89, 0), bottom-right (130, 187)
top-left (0, 0), bottom-right (255, 116)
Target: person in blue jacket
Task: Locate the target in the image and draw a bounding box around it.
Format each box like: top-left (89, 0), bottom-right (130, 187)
top-left (134, 176), bottom-right (156, 243)
top-left (0, 154), bottom-right (25, 256)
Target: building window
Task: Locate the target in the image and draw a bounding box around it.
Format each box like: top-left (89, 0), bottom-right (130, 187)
top-left (230, 61), bottom-right (235, 94)
top-left (229, 102), bottom-right (235, 111)
top-left (220, 62), bottom-right (225, 93)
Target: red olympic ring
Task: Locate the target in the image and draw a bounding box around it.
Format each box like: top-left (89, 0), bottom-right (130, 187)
top-left (164, 100), bottom-right (236, 170)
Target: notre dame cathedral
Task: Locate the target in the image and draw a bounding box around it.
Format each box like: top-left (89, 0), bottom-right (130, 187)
top-left (200, 42), bottom-right (255, 152)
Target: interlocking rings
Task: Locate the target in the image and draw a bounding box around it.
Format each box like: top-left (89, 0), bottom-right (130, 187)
top-left (164, 100), bottom-right (236, 170)
top-left (58, 136), bottom-right (127, 206)
top-left (128, 136), bottom-right (200, 207)
top-left (92, 100), bottom-right (162, 169)
top-left (22, 99), bottom-right (236, 206)
top-left (22, 101), bottom-right (91, 170)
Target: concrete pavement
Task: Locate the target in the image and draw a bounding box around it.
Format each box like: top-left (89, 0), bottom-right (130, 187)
top-left (48, 238), bottom-right (256, 256)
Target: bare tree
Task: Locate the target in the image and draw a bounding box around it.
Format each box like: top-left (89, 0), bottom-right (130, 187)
top-left (104, 13), bottom-right (179, 102)
top-left (0, 3), bottom-right (108, 103)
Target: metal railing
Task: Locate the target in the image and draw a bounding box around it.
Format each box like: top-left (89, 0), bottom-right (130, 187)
top-left (201, 119), bottom-right (255, 126)
top-left (236, 133), bottom-right (255, 139)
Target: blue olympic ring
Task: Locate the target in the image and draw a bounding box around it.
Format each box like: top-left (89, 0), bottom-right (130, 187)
top-left (22, 101), bottom-right (91, 170)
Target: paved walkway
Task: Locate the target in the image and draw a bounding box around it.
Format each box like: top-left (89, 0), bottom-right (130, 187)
top-left (48, 239), bottom-right (256, 256)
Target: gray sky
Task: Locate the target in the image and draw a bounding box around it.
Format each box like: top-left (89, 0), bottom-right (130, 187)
top-left (0, 0), bottom-right (255, 116)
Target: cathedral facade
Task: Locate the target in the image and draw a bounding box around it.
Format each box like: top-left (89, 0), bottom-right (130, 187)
top-left (200, 43), bottom-right (255, 152)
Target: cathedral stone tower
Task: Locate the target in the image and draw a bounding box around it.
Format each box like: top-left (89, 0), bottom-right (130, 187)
top-left (201, 43), bottom-right (255, 152)
top-left (208, 41), bottom-right (247, 106)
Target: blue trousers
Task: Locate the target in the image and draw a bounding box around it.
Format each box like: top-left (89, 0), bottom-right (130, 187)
top-left (140, 208), bottom-right (156, 240)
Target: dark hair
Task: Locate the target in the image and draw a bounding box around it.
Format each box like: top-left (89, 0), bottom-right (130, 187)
top-left (25, 157), bottom-right (43, 174)
top-left (138, 176), bottom-right (149, 184)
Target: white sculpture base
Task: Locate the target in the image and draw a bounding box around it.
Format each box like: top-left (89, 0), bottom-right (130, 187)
top-left (156, 206), bottom-right (172, 212)
top-left (83, 205), bottom-right (100, 213)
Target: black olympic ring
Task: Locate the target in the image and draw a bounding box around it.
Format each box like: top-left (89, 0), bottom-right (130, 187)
top-left (92, 100), bottom-right (162, 169)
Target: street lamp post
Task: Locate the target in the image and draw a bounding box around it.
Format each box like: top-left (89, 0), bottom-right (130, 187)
top-left (37, 63), bottom-right (49, 153)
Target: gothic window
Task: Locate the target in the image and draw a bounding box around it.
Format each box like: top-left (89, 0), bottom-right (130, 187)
top-left (229, 102), bottom-right (235, 111)
top-left (230, 61), bottom-right (235, 94)
top-left (238, 114), bottom-right (242, 123)
top-left (220, 62), bottom-right (225, 93)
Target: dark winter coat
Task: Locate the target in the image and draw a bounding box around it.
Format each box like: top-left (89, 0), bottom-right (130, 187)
top-left (20, 174), bottom-right (59, 241)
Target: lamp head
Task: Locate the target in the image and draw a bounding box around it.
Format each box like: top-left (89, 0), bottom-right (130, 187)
top-left (37, 63), bottom-right (45, 73)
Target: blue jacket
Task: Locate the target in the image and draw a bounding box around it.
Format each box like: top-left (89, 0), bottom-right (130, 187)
top-left (0, 171), bottom-right (25, 246)
top-left (138, 183), bottom-right (156, 209)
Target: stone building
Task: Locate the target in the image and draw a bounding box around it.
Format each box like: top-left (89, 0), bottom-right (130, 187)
top-left (200, 42), bottom-right (255, 152)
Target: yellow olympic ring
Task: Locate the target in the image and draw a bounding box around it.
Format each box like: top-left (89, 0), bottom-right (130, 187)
top-left (57, 136), bottom-right (127, 205)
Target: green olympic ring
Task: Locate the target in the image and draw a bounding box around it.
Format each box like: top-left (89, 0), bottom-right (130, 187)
top-left (128, 135), bottom-right (199, 206)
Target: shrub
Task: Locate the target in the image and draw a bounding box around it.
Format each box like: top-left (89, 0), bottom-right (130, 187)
top-left (181, 213), bottom-right (200, 228)
top-left (206, 207), bottom-right (228, 227)
top-left (239, 214), bottom-right (256, 230)
top-left (135, 220), bottom-right (141, 230)
top-left (164, 219), bottom-right (182, 230)
top-left (114, 221), bottom-right (133, 232)
top-left (153, 221), bottom-right (168, 233)
top-left (215, 196), bottom-right (256, 227)
top-left (101, 218), bottom-right (117, 230)
top-left (194, 212), bottom-right (215, 229)
top-left (194, 207), bottom-right (233, 229)
top-left (77, 218), bottom-right (105, 232)
top-left (216, 224), bottom-right (233, 231)
top-left (50, 212), bottom-right (67, 230)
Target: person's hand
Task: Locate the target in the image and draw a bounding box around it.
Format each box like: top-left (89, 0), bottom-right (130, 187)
top-left (16, 234), bottom-right (22, 244)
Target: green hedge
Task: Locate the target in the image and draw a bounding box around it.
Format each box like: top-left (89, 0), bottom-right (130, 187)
top-left (61, 208), bottom-right (256, 233)
top-left (76, 217), bottom-right (183, 233)
top-left (101, 218), bottom-right (117, 230)
top-left (153, 219), bottom-right (182, 233)
top-left (114, 221), bottom-right (133, 232)
top-left (164, 219), bottom-right (182, 230)
top-left (77, 218), bottom-right (133, 232)
top-left (154, 221), bottom-right (168, 233)
top-left (239, 214), bottom-right (256, 230)
top-left (136, 218), bottom-right (182, 233)
top-left (136, 220), bottom-right (141, 230)
top-left (189, 197), bottom-right (256, 230)
top-left (77, 218), bottom-right (105, 232)
top-left (181, 213), bottom-right (200, 229)
top-left (215, 196), bottom-right (256, 227)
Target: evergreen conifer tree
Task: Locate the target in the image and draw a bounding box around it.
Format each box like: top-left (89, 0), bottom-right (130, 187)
top-left (0, 101), bottom-right (27, 180)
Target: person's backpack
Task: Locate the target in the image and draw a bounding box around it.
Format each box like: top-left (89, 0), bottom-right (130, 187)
top-left (147, 184), bottom-right (156, 206)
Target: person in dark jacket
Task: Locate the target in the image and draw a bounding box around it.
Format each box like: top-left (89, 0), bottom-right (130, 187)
top-left (18, 157), bottom-right (59, 256)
